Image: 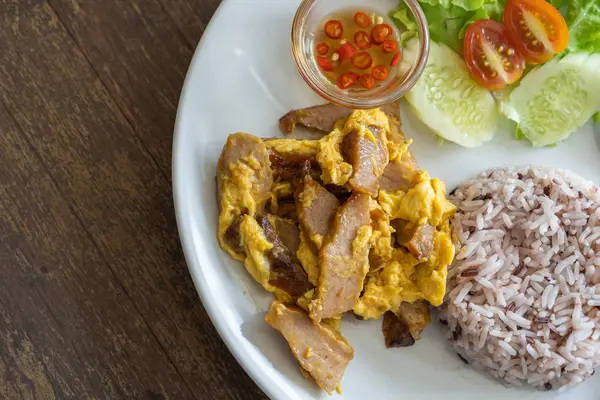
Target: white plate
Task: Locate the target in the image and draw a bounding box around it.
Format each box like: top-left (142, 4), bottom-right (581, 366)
top-left (173, 1), bottom-right (600, 399)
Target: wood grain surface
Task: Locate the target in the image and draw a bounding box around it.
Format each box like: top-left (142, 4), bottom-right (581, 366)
top-left (0, 0), bottom-right (266, 399)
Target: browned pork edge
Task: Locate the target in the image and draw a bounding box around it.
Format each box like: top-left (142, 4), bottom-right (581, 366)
top-left (309, 193), bottom-right (371, 322)
top-left (217, 133), bottom-right (273, 256)
top-left (279, 101), bottom-right (400, 135)
top-left (265, 301), bottom-right (354, 394)
top-left (382, 300), bottom-right (431, 347)
top-left (382, 311), bottom-right (415, 348)
top-left (268, 150), bottom-right (319, 182)
top-left (295, 175), bottom-right (339, 243)
top-left (257, 215), bottom-right (313, 298)
top-left (273, 217), bottom-right (301, 262)
top-left (397, 300), bottom-right (431, 340)
top-left (393, 220), bottom-right (435, 261)
top-left (341, 126), bottom-right (389, 196)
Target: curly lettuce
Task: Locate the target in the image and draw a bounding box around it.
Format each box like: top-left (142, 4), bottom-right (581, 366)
top-left (563, 0), bottom-right (600, 53)
top-left (390, 0), bottom-right (505, 53)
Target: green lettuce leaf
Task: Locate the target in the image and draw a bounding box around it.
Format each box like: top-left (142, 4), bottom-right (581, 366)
top-left (391, 0), bottom-right (505, 54)
top-left (390, 7), bottom-right (419, 45)
top-left (593, 111), bottom-right (600, 123)
top-left (563, 0), bottom-right (600, 53)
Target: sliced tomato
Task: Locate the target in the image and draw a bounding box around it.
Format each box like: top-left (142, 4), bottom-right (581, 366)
top-left (324, 20), bottom-right (343, 39)
top-left (338, 43), bottom-right (357, 62)
top-left (359, 74), bottom-right (375, 89)
top-left (391, 51), bottom-right (402, 67)
top-left (316, 56), bottom-right (334, 72)
top-left (316, 42), bottom-right (329, 56)
top-left (354, 31), bottom-right (372, 50)
top-left (464, 19), bottom-right (525, 90)
top-left (337, 72), bottom-right (359, 89)
top-left (371, 24), bottom-right (393, 44)
top-left (382, 40), bottom-right (398, 53)
top-left (351, 52), bottom-right (373, 70)
top-left (372, 65), bottom-right (388, 80)
top-left (354, 12), bottom-right (371, 29)
top-left (503, 0), bottom-right (569, 64)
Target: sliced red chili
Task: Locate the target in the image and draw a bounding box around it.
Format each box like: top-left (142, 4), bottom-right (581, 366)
top-left (324, 20), bottom-right (343, 39)
top-left (354, 31), bottom-right (372, 50)
top-left (316, 42), bottom-right (330, 56)
top-left (359, 74), bottom-right (375, 89)
top-left (371, 24), bottom-right (393, 44)
top-left (337, 72), bottom-right (359, 89)
top-left (382, 40), bottom-right (398, 53)
top-left (316, 56), bottom-right (334, 72)
top-left (351, 52), bottom-right (373, 70)
top-left (354, 12), bottom-right (371, 29)
top-left (338, 43), bottom-right (357, 62)
top-left (391, 51), bottom-right (402, 67)
top-left (372, 65), bottom-right (389, 80)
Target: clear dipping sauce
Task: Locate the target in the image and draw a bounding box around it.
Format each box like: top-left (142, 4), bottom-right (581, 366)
top-left (312, 7), bottom-right (402, 91)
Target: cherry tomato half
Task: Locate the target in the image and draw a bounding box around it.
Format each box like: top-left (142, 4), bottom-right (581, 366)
top-left (382, 40), bottom-right (398, 53)
top-left (351, 52), bottom-right (373, 70)
top-left (359, 74), bottom-right (375, 89)
top-left (371, 24), bottom-right (393, 44)
top-left (372, 65), bottom-right (389, 80)
top-left (391, 51), bottom-right (402, 67)
top-left (354, 12), bottom-right (371, 29)
top-left (316, 56), bottom-right (334, 72)
top-left (324, 20), bottom-right (343, 39)
top-left (337, 72), bottom-right (359, 89)
top-left (338, 43), bottom-right (357, 62)
top-left (464, 19), bottom-right (525, 90)
top-left (503, 0), bottom-right (569, 64)
top-left (354, 31), bottom-right (372, 50)
top-left (316, 42), bottom-right (329, 56)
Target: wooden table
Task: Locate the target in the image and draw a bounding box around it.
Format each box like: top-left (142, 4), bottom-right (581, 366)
top-left (0, 1), bottom-right (265, 398)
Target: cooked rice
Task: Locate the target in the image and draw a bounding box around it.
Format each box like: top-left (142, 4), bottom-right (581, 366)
top-left (441, 166), bottom-right (600, 391)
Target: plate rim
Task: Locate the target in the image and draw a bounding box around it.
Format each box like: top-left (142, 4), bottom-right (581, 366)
top-left (172, 1), bottom-right (286, 399)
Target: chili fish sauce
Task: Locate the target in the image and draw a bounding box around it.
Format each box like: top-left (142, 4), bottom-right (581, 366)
top-left (313, 7), bottom-right (402, 91)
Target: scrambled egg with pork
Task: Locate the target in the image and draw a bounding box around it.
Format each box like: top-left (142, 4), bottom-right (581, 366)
top-left (216, 106), bottom-right (456, 393)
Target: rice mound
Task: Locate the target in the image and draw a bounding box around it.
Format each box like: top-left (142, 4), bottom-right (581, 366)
top-left (442, 166), bottom-right (600, 391)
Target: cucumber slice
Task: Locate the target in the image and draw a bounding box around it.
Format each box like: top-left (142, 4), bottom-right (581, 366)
top-left (503, 53), bottom-right (600, 147)
top-left (405, 40), bottom-right (498, 148)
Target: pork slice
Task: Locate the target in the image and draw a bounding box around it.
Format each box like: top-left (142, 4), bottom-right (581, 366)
top-left (279, 103), bottom-right (353, 134)
top-left (296, 176), bottom-right (339, 244)
top-left (379, 114), bottom-right (421, 193)
top-left (405, 224), bottom-right (434, 260)
top-left (269, 150), bottom-right (319, 181)
top-left (393, 220), bottom-right (434, 260)
top-left (257, 215), bottom-right (313, 298)
top-left (382, 311), bottom-right (415, 348)
top-left (341, 126), bottom-right (389, 196)
top-left (217, 133), bottom-right (273, 256)
top-left (379, 158), bottom-right (421, 193)
top-left (279, 101), bottom-right (401, 135)
top-left (397, 300), bottom-right (431, 340)
top-left (273, 217), bottom-right (301, 262)
top-left (310, 193), bottom-right (371, 322)
top-left (265, 301), bottom-right (354, 394)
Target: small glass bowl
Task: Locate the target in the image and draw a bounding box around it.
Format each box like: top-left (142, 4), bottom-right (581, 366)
top-left (291, 0), bottom-right (429, 109)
